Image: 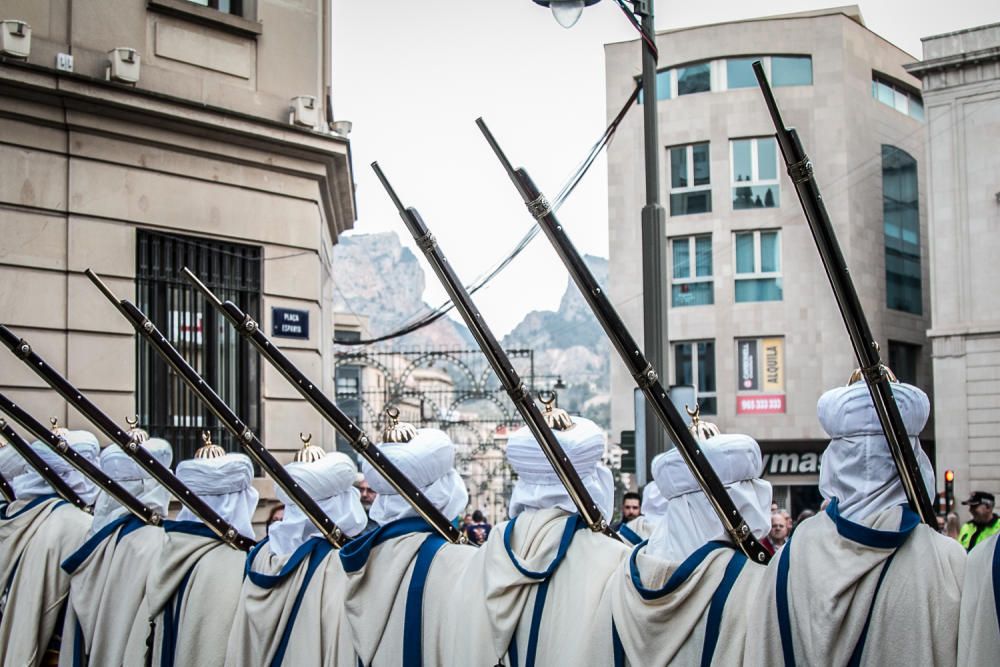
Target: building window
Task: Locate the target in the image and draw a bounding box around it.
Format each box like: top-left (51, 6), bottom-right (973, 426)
top-left (637, 70), bottom-right (672, 105)
top-left (771, 56), bottom-right (813, 86)
top-left (882, 145), bottom-right (922, 314)
top-left (671, 235), bottom-right (713, 307)
top-left (735, 337), bottom-right (786, 414)
top-left (872, 74), bottom-right (924, 121)
top-left (888, 341), bottom-right (920, 385)
top-left (334, 332), bottom-right (363, 456)
top-left (673, 341), bottom-right (716, 415)
top-left (668, 142), bottom-right (711, 216)
top-left (185, 0), bottom-right (244, 15)
top-left (726, 57), bottom-right (759, 89)
top-left (136, 230), bottom-right (262, 465)
top-left (731, 137), bottom-right (779, 209)
top-left (677, 62), bottom-right (711, 95)
top-left (734, 230), bottom-right (782, 302)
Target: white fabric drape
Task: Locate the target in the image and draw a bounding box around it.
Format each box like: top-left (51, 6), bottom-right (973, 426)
top-left (175, 453), bottom-right (259, 538)
top-left (10, 431), bottom-right (100, 504)
top-left (89, 439), bottom-right (173, 535)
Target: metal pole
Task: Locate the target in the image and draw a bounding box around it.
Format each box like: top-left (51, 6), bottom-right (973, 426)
top-left (636, 0), bottom-right (668, 474)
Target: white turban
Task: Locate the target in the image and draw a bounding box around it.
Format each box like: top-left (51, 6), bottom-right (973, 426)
top-left (817, 381), bottom-right (934, 522)
top-left (641, 482), bottom-right (667, 520)
top-left (646, 434), bottom-right (772, 562)
top-left (10, 430), bottom-right (100, 505)
top-left (176, 453), bottom-right (259, 539)
top-left (506, 416), bottom-right (614, 520)
top-left (0, 444), bottom-right (29, 482)
top-left (89, 438), bottom-right (174, 536)
top-left (268, 452), bottom-right (368, 555)
top-left (362, 428), bottom-right (468, 526)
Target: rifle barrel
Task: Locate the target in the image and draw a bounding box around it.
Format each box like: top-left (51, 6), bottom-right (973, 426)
top-left (751, 61), bottom-right (935, 525)
top-left (371, 161), bottom-right (620, 542)
top-left (0, 417), bottom-right (88, 511)
top-left (476, 120), bottom-right (770, 563)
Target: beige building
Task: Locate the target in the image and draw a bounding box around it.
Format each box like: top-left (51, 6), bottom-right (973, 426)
top-left (905, 24), bottom-right (1000, 508)
top-left (0, 0), bottom-right (355, 525)
top-left (605, 6), bottom-right (931, 514)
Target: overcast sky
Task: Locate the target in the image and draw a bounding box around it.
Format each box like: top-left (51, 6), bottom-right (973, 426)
top-left (331, 0), bottom-right (997, 338)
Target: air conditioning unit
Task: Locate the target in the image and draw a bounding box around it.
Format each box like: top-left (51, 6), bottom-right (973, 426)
top-left (0, 20), bottom-right (31, 59)
top-left (107, 47), bottom-right (140, 84)
top-left (289, 96), bottom-right (319, 129)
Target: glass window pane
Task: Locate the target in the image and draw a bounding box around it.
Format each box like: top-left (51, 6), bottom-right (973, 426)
top-left (883, 145), bottom-right (921, 314)
top-left (757, 138), bottom-right (777, 181)
top-left (670, 147), bottom-right (688, 188)
top-left (698, 396), bottom-right (717, 415)
top-left (876, 80), bottom-right (894, 106)
top-left (695, 236), bottom-right (713, 277)
top-left (732, 140), bottom-right (752, 183)
top-left (677, 63), bottom-right (711, 95)
top-left (698, 342), bottom-right (716, 392)
top-left (908, 96), bottom-right (924, 121)
top-left (672, 281), bottom-right (714, 307)
top-left (672, 238), bottom-right (690, 279)
top-left (733, 185), bottom-right (779, 209)
top-left (760, 231), bottom-right (779, 272)
top-left (735, 278), bottom-right (783, 302)
top-left (726, 58), bottom-right (757, 89)
top-left (893, 88), bottom-right (908, 114)
top-left (772, 56), bottom-right (813, 86)
top-left (674, 343), bottom-right (693, 385)
top-left (735, 233), bottom-right (755, 274)
top-left (670, 191), bottom-right (711, 216)
top-left (692, 143), bottom-right (710, 186)
top-left (657, 70), bottom-right (672, 100)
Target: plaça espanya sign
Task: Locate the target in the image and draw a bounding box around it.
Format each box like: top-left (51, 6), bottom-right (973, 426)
top-left (761, 451), bottom-right (821, 476)
top-left (272, 307), bottom-right (309, 339)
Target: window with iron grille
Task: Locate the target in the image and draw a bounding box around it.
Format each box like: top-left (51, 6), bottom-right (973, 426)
top-left (136, 229), bottom-right (262, 466)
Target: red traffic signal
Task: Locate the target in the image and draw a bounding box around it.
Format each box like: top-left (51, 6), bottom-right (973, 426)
top-left (945, 469), bottom-right (955, 483)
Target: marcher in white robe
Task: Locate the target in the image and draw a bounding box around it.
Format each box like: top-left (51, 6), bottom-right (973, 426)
top-left (957, 532), bottom-right (1000, 665)
top-left (451, 415), bottom-right (630, 666)
top-left (139, 451), bottom-right (259, 667)
top-left (226, 449), bottom-right (368, 667)
top-left (619, 483), bottom-right (666, 546)
top-left (58, 438), bottom-right (173, 667)
top-left (745, 380), bottom-right (967, 666)
top-left (595, 433), bottom-right (772, 666)
top-left (0, 431), bottom-right (98, 666)
top-left (0, 441), bottom-right (29, 508)
top-left (339, 427), bottom-right (475, 667)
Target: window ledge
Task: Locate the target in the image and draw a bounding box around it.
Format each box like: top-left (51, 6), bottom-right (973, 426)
top-left (147, 0), bottom-right (262, 39)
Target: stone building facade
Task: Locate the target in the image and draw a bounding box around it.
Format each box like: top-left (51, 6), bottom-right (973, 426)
top-left (905, 23), bottom-right (1000, 507)
top-left (604, 6), bottom-right (931, 513)
top-left (0, 0), bottom-right (355, 529)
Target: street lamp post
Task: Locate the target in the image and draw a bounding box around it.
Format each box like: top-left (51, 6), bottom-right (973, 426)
top-left (532, 0), bottom-right (668, 481)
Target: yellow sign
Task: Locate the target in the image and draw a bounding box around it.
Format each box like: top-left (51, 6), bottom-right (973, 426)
top-left (762, 337), bottom-right (784, 393)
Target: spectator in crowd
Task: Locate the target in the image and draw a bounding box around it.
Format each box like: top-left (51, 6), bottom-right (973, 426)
top-left (958, 491), bottom-right (1000, 551)
top-left (761, 509), bottom-right (790, 554)
top-left (945, 512), bottom-right (961, 540)
top-left (265, 503), bottom-right (285, 536)
top-left (612, 491), bottom-right (642, 531)
top-left (463, 509), bottom-right (491, 545)
top-left (354, 477), bottom-right (379, 533)
top-left (936, 514), bottom-right (946, 533)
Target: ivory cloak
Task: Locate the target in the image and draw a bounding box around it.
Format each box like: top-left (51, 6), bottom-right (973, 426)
top-left (957, 532), bottom-right (1000, 666)
top-left (57, 519), bottom-right (164, 667)
top-left (225, 537), bottom-right (355, 667)
top-left (0, 499), bottom-right (92, 667)
top-left (140, 522), bottom-right (249, 667)
top-left (619, 516), bottom-right (656, 546)
top-left (745, 500), bottom-right (966, 666)
top-left (590, 540), bottom-right (763, 666)
top-left (448, 508), bottom-right (630, 666)
top-left (0, 496), bottom-right (64, 609)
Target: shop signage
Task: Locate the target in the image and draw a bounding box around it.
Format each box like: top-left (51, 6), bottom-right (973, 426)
top-left (762, 337), bottom-right (784, 393)
top-left (272, 307), bottom-right (309, 339)
top-left (737, 394), bottom-right (786, 414)
top-left (738, 340), bottom-right (758, 390)
top-left (761, 451), bottom-right (821, 476)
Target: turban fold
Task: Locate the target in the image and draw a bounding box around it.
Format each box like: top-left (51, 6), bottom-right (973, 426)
top-left (362, 428), bottom-right (468, 525)
top-left (641, 482), bottom-right (667, 520)
top-left (10, 430), bottom-right (100, 505)
top-left (646, 433), bottom-right (771, 562)
top-left (818, 381), bottom-right (934, 521)
top-left (176, 453), bottom-right (259, 539)
top-left (268, 452), bottom-right (368, 555)
top-left (89, 438), bottom-right (173, 535)
top-left (506, 416), bottom-right (614, 520)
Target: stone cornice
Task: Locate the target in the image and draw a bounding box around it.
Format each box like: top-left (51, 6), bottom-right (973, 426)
top-left (904, 46), bottom-right (1000, 79)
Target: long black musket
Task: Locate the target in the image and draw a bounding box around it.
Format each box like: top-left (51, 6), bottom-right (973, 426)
top-left (0, 325), bottom-right (254, 550)
top-left (372, 162), bottom-right (620, 542)
top-left (179, 270), bottom-right (465, 546)
top-left (477, 120), bottom-right (770, 563)
top-left (0, 466), bottom-right (12, 503)
top-left (751, 62), bottom-right (935, 525)
top-left (0, 417), bottom-right (86, 510)
top-left (85, 270), bottom-right (348, 549)
top-left (0, 393), bottom-right (158, 524)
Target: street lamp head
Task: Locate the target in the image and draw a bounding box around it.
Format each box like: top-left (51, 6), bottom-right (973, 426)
top-left (531, 0), bottom-right (601, 29)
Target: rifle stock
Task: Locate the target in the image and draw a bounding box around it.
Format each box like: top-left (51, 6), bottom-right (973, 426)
top-left (372, 161), bottom-right (620, 542)
top-left (476, 118), bottom-right (770, 563)
top-left (751, 62), bottom-right (936, 525)
top-left (0, 416), bottom-right (88, 511)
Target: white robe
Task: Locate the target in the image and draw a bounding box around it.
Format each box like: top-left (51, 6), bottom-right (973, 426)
top-left (340, 517), bottom-right (477, 666)
top-left (0, 498), bottom-right (92, 666)
top-left (449, 508), bottom-right (630, 666)
top-left (225, 537), bottom-right (355, 667)
top-left (592, 540), bottom-right (763, 666)
top-left (140, 521), bottom-right (248, 667)
top-left (619, 515), bottom-right (656, 546)
top-left (745, 500), bottom-right (966, 666)
top-left (958, 532), bottom-right (1000, 666)
top-left (57, 518), bottom-right (164, 667)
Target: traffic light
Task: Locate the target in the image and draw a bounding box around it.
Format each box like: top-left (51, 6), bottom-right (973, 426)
top-left (944, 469), bottom-right (955, 513)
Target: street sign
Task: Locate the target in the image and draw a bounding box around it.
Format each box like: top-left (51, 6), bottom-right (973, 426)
top-left (271, 307), bottom-right (309, 339)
